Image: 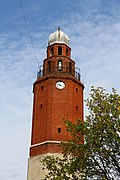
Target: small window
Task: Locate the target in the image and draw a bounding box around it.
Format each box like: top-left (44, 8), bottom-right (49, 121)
top-left (58, 127), bottom-right (61, 133)
top-left (66, 48), bottom-right (68, 56)
top-left (48, 61), bottom-right (51, 73)
top-left (58, 47), bottom-right (62, 55)
top-left (76, 88), bottom-right (78, 93)
top-left (76, 106), bottom-right (78, 111)
top-left (69, 62), bottom-right (72, 74)
top-left (58, 60), bottom-right (63, 71)
top-left (41, 86), bottom-right (44, 91)
top-left (40, 104), bottom-right (43, 109)
top-left (50, 47), bottom-right (54, 56)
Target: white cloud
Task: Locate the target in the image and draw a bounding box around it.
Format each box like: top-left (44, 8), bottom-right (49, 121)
top-left (0, 30), bottom-right (45, 180)
top-left (63, 15), bottom-right (120, 91)
top-left (1, 1), bottom-right (120, 179)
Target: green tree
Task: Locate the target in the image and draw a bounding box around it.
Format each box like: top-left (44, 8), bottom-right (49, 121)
top-left (42, 87), bottom-right (120, 180)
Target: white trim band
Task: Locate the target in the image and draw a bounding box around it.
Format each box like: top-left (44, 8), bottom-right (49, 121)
top-left (31, 140), bottom-right (61, 148)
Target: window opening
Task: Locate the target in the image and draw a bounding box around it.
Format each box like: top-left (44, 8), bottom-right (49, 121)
top-left (76, 106), bottom-right (78, 111)
top-left (50, 47), bottom-right (54, 56)
top-left (76, 88), bottom-right (78, 93)
top-left (66, 48), bottom-right (68, 56)
top-left (69, 62), bottom-right (72, 74)
top-left (58, 127), bottom-right (61, 133)
top-left (58, 46), bottom-right (62, 55)
top-left (41, 86), bottom-right (44, 91)
top-left (48, 61), bottom-right (51, 74)
top-left (40, 104), bottom-right (43, 109)
top-left (58, 60), bottom-right (63, 71)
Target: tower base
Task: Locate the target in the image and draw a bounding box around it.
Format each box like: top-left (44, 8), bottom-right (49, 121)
top-left (27, 153), bottom-right (62, 180)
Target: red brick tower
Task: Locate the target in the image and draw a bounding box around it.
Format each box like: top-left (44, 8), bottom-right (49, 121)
top-left (27, 28), bottom-right (84, 180)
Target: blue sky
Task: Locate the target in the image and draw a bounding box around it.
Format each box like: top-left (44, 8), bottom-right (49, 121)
top-left (1, 0), bottom-right (120, 179)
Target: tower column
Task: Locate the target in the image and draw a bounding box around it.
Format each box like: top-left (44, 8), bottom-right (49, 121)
top-left (27, 28), bottom-right (84, 180)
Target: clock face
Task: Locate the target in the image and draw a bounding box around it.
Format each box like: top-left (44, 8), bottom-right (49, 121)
top-left (55, 81), bottom-right (65, 89)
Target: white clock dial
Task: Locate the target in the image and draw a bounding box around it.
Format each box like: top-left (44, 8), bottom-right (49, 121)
top-left (56, 81), bottom-right (65, 89)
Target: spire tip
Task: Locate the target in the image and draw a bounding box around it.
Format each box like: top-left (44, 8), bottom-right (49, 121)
top-left (58, 26), bottom-right (60, 31)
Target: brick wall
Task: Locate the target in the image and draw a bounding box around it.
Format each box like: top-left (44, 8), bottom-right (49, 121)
top-left (30, 76), bottom-right (84, 156)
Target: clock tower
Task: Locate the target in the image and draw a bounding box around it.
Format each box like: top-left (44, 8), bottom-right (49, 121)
top-left (27, 28), bottom-right (84, 180)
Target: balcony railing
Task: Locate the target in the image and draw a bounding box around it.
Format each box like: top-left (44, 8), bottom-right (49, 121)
top-left (37, 66), bottom-right (81, 81)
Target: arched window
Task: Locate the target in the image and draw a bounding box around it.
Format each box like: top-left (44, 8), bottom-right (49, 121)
top-left (69, 62), bottom-right (72, 74)
top-left (76, 106), bottom-right (78, 111)
top-left (66, 48), bottom-right (68, 56)
top-left (50, 47), bottom-right (54, 56)
top-left (58, 127), bottom-right (61, 133)
top-left (58, 46), bottom-right (62, 55)
top-left (48, 61), bottom-right (51, 74)
top-left (40, 104), bottom-right (43, 109)
top-left (58, 60), bottom-right (63, 71)
top-left (76, 88), bottom-right (78, 93)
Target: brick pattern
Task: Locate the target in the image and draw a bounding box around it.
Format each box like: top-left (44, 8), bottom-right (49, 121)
top-left (30, 143), bottom-right (62, 157)
top-left (47, 43), bottom-right (71, 58)
top-left (30, 43), bottom-right (84, 157)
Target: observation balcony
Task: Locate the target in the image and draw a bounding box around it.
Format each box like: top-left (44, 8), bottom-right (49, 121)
top-left (37, 66), bottom-right (81, 81)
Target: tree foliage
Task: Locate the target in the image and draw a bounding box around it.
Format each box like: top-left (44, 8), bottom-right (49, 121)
top-left (42, 87), bottom-right (120, 180)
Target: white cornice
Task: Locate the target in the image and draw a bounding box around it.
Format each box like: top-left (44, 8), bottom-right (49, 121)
top-left (31, 140), bottom-right (61, 148)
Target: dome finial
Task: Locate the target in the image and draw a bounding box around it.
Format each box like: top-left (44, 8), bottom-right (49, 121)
top-left (58, 26), bottom-right (60, 31)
